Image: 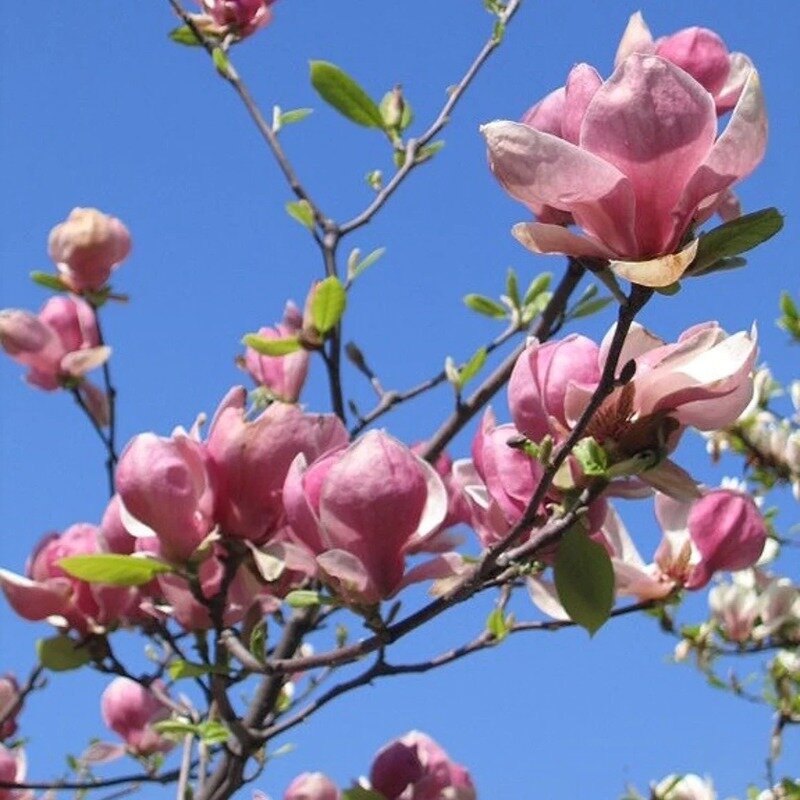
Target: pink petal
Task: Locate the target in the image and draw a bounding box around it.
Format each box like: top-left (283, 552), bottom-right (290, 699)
top-left (614, 11), bottom-right (654, 67)
top-left (716, 53), bottom-right (754, 114)
top-left (562, 63), bottom-right (603, 145)
top-left (512, 222), bottom-right (612, 259)
top-left (581, 54), bottom-right (716, 256)
top-left (609, 239), bottom-right (698, 288)
top-left (483, 120), bottom-right (637, 255)
top-left (655, 27), bottom-right (731, 96)
top-left (0, 570), bottom-right (72, 621)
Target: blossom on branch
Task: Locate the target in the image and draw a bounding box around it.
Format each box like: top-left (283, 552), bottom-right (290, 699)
top-left (284, 773), bottom-right (341, 800)
top-left (483, 46), bottom-right (766, 287)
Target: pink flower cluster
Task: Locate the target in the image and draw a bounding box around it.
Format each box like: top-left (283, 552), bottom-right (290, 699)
top-left (279, 731), bottom-right (476, 800)
top-left (1, 208), bottom-right (129, 425)
top-left (191, 0), bottom-right (276, 39)
top-left (483, 13), bottom-right (766, 287)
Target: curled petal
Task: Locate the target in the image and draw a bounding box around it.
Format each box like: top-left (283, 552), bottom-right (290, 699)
top-left (609, 239), bottom-right (698, 288)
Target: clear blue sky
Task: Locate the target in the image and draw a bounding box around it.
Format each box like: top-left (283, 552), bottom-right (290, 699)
top-left (1, 1), bottom-right (798, 797)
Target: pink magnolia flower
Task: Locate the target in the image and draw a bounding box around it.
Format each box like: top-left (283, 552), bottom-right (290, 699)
top-left (0, 297), bottom-right (110, 418)
top-left (0, 524), bottom-right (139, 634)
top-left (47, 208), bottom-right (131, 292)
top-left (206, 386), bottom-right (348, 544)
top-left (653, 774), bottom-right (716, 800)
top-left (655, 489), bottom-right (767, 589)
top-left (0, 744), bottom-right (32, 800)
top-left (243, 302), bottom-right (310, 402)
top-left (100, 678), bottom-right (173, 757)
top-left (116, 431), bottom-right (215, 562)
top-left (369, 731), bottom-right (476, 800)
top-left (510, 322), bottom-right (757, 463)
top-left (0, 678), bottom-right (21, 741)
top-left (284, 773), bottom-right (340, 800)
top-left (709, 581), bottom-right (759, 642)
top-left (483, 51), bottom-right (766, 287)
top-left (194, 0), bottom-right (274, 38)
top-left (615, 12), bottom-right (753, 115)
top-left (283, 431), bottom-right (448, 605)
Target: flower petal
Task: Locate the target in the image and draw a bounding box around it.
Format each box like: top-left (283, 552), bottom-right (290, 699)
top-left (609, 238), bottom-right (698, 288)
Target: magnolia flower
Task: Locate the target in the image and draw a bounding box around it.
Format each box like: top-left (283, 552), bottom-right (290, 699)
top-left (283, 431), bottom-right (448, 605)
top-left (653, 773), bottom-right (716, 800)
top-left (284, 773), bottom-right (340, 800)
top-left (100, 678), bottom-right (173, 756)
top-left (0, 677), bottom-right (21, 741)
top-left (192, 0), bottom-right (275, 39)
top-left (0, 744), bottom-right (32, 800)
top-left (369, 731), bottom-right (476, 800)
top-left (0, 524), bottom-right (140, 634)
top-left (484, 50), bottom-right (766, 287)
top-left (243, 302), bottom-right (310, 402)
top-left (615, 12), bottom-right (753, 114)
top-left (47, 207), bottom-right (131, 292)
top-left (0, 297), bottom-right (110, 423)
top-left (206, 386), bottom-right (348, 544)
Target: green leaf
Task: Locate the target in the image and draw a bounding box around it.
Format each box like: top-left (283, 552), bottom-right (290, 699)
top-left (654, 281), bottom-right (681, 296)
top-left (342, 789), bottom-right (386, 800)
top-left (522, 272), bottom-right (552, 305)
top-left (169, 25), bottom-right (203, 46)
top-left (570, 296), bottom-right (613, 320)
top-left (486, 607), bottom-right (512, 642)
top-left (459, 346), bottom-right (487, 387)
top-left (554, 526), bottom-right (614, 636)
top-left (37, 635), bottom-right (91, 672)
top-left (285, 199), bottom-right (315, 230)
top-left (349, 247), bottom-right (386, 280)
top-left (197, 721), bottom-right (230, 745)
top-left (285, 589), bottom-right (321, 608)
top-left (242, 334), bottom-right (302, 356)
top-left (168, 660), bottom-right (229, 680)
top-left (505, 268), bottom-right (520, 309)
top-left (153, 720), bottom-right (198, 739)
top-left (311, 276), bottom-right (347, 334)
top-left (30, 271), bottom-right (68, 292)
top-left (211, 47), bottom-right (231, 78)
top-left (279, 107), bottom-right (313, 127)
top-left (58, 554), bottom-right (173, 587)
top-left (463, 294), bottom-right (507, 319)
top-left (309, 61), bottom-right (384, 128)
top-left (780, 291), bottom-right (799, 320)
top-left (250, 621), bottom-right (267, 664)
top-left (690, 207), bottom-right (784, 275)
top-left (572, 437), bottom-right (609, 477)
top-left (414, 139), bottom-right (445, 163)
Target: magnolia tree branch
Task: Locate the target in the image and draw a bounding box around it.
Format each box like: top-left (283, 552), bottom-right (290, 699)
top-left (93, 310), bottom-right (119, 491)
top-left (338, 0), bottom-right (524, 236)
top-left (421, 257), bottom-right (586, 463)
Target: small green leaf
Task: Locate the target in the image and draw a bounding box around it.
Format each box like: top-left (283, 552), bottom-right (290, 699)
top-left (169, 25), bottom-right (203, 46)
top-left (459, 346), bottom-right (487, 387)
top-left (522, 272), bottom-right (552, 305)
top-left (250, 621), bottom-right (267, 664)
top-left (242, 334), bottom-right (302, 356)
top-left (285, 199), bottom-right (315, 230)
top-left (414, 140), bottom-right (445, 163)
top-left (342, 789), bottom-right (386, 800)
top-left (197, 721), bottom-right (230, 745)
top-left (285, 589), bottom-right (321, 608)
top-left (690, 207), bottom-right (783, 275)
top-left (572, 437), bottom-right (609, 477)
top-left (58, 554), bottom-right (173, 587)
top-left (309, 61), bottom-right (384, 128)
top-left (463, 294), bottom-right (507, 319)
top-left (168, 660), bottom-right (230, 680)
top-left (37, 635), bottom-right (91, 672)
top-left (311, 276), bottom-right (347, 334)
top-left (486, 607), bottom-right (511, 642)
top-left (153, 719), bottom-right (198, 739)
top-left (212, 47), bottom-right (231, 77)
top-left (349, 247), bottom-right (386, 280)
top-left (570, 296), bottom-right (613, 320)
top-left (505, 268), bottom-right (520, 308)
top-left (30, 271), bottom-right (68, 292)
top-left (554, 526), bottom-right (614, 636)
top-left (780, 291), bottom-right (799, 320)
top-left (279, 107), bottom-right (313, 127)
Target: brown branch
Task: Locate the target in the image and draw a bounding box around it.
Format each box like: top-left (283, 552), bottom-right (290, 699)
top-left (338, 0), bottom-right (524, 236)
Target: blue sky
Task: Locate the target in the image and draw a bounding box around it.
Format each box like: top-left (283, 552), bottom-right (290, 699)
top-left (1, 1), bottom-right (798, 797)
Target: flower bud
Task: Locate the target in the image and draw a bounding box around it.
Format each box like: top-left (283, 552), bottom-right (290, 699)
top-left (48, 207), bottom-right (131, 292)
top-left (284, 772), bottom-right (340, 800)
top-left (0, 677), bottom-right (21, 741)
top-left (100, 677), bottom-right (173, 756)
